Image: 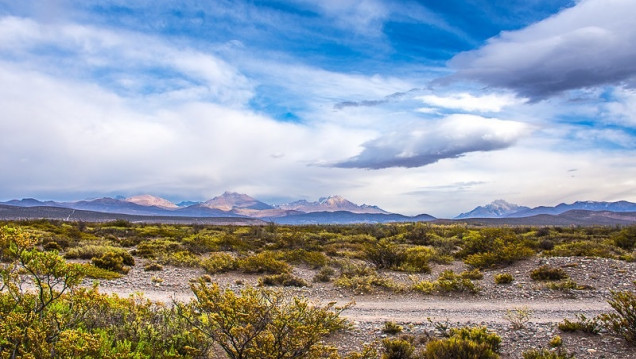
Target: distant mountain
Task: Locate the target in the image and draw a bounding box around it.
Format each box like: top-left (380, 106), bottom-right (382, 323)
top-left (177, 201), bottom-right (200, 207)
top-left (455, 200), bottom-right (529, 219)
top-left (198, 192), bottom-right (273, 211)
top-left (277, 195), bottom-right (389, 214)
top-left (125, 195), bottom-right (178, 209)
top-left (68, 197), bottom-right (173, 216)
top-left (448, 210), bottom-right (636, 226)
top-left (508, 201), bottom-right (636, 218)
top-left (3, 198), bottom-right (62, 207)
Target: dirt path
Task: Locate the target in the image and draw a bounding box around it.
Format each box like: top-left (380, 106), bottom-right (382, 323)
top-left (99, 287), bottom-right (610, 324)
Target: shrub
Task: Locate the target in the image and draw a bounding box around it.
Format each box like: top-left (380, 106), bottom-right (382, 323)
top-left (334, 261), bottom-right (398, 293)
top-left (201, 252), bottom-right (237, 274)
top-left (522, 349), bottom-right (574, 359)
top-left (277, 249), bottom-right (328, 268)
top-left (411, 270), bottom-right (480, 295)
top-left (364, 240), bottom-right (407, 269)
top-left (91, 250), bottom-right (133, 274)
top-left (503, 306), bottom-right (532, 330)
top-left (460, 268), bottom-right (483, 280)
top-left (547, 279), bottom-right (593, 291)
top-left (135, 239), bottom-right (182, 259)
top-left (613, 227), bottom-right (636, 250)
top-left (238, 251), bottom-right (292, 274)
top-left (398, 246), bottom-right (437, 273)
top-left (180, 281), bottom-right (348, 359)
top-left (381, 337), bottom-right (415, 359)
top-left (258, 273), bottom-right (309, 287)
top-left (530, 265), bottom-right (568, 281)
top-left (80, 263), bottom-right (122, 280)
top-left (313, 266), bottom-right (335, 283)
top-left (549, 335), bottom-right (563, 348)
top-left (463, 243), bottom-right (534, 269)
top-left (65, 244), bottom-right (131, 261)
top-left (143, 262), bottom-right (163, 271)
top-left (494, 273), bottom-right (514, 284)
top-left (600, 290), bottom-right (636, 344)
top-left (558, 314), bottom-right (601, 334)
top-left (161, 250), bottom-right (200, 267)
top-left (423, 326), bottom-right (501, 359)
top-left (382, 321), bottom-right (404, 335)
top-left (436, 270), bottom-right (480, 294)
top-left (545, 241), bottom-right (619, 259)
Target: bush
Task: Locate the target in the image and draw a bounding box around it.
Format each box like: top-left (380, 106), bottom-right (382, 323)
top-left (549, 335), bottom-right (563, 348)
top-left (382, 321), bottom-right (404, 335)
top-left (381, 337), bottom-right (415, 359)
top-left (80, 263), bottom-right (122, 279)
top-left (238, 251), bottom-right (292, 274)
top-left (558, 314), bottom-right (601, 334)
top-left (201, 252), bottom-right (237, 274)
top-left (65, 244), bottom-right (131, 261)
top-left (143, 262), bottom-right (163, 271)
top-left (530, 265), bottom-right (568, 281)
top-left (600, 290), bottom-right (636, 344)
top-left (277, 249), bottom-right (328, 268)
top-left (460, 268), bottom-right (483, 280)
top-left (180, 281), bottom-right (348, 359)
top-left (258, 273), bottom-right (309, 287)
top-left (161, 250), bottom-right (200, 267)
top-left (411, 270), bottom-right (480, 295)
top-left (334, 261), bottom-right (398, 293)
top-left (423, 326), bottom-right (501, 359)
top-left (503, 306), bottom-right (532, 330)
top-left (313, 266), bottom-right (335, 283)
top-left (91, 250), bottom-right (133, 274)
top-left (494, 273), bottom-right (514, 284)
top-left (398, 246), bottom-right (437, 273)
top-left (364, 240), bottom-right (407, 269)
top-left (547, 279), bottom-right (593, 291)
top-left (613, 226), bottom-right (636, 250)
top-left (545, 241), bottom-right (620, 259)
top-left (522, 348), bottom-right (574, 359)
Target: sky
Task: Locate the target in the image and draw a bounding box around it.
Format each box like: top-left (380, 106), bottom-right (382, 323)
top-left (0, 0), bottom-right (635, 218)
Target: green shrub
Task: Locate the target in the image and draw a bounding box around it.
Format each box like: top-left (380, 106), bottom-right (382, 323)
top-left (364, 239), bottom-right (407, 269)
top-left (277, 249), bottom-right (328, 268)
top-left (313, 266), bottom-right (335, 283)
top-left (600, 290), bottom-right (636, 344)
top-left (238, 251), bottom-right (292, 274)
top-left (423, 326), bottom-right (501, 359)
top-left (382, 321), bottom-right (404, 335)
top-left (545, 241), bottom-right (620, 258)
top-left (503, 306), bottom-right (532, 330)
top-left (549, 335), bottom-right (563, 348)
top-left (398, 246), bottom-right (437, 273)
top-left (612, 226), bottom-right (636, 250)
top-left (464, 244), bottom-right (534, 269)
top-left (530, 265), bottom-right (568, 281)
top-left (180, 281), bottom-right (348, 359)
top-left (460, 268), bottom-right (483, 280)
top-left (80, 263), bottom-right (122, 279)
top-left (160, 250), bottom-right (201, 267)
top-left (436, 270), bottom-right (480, 294)
top-left (258, 273), bottom-right (309, 287)
top-left (135, 239), bottom-right (182, 259)
top-left (381, 337), bottom-right (415, 359)
top-left (201, 252), bottom-right (237, 274)
top-left (91, 250), bottom-right (133, 274)
top-left (494, 273), bottom-right (514, 284)
top-left (522, 348), bottom-right (574, 359)
top-left (558, 314), bottom-right (601, 334)
top-left (547, 279), bottom-right (593, 291)
top-left (143, 262), bottom-right (163, 271)
top-left (65, 244), bottom-right (130, 261)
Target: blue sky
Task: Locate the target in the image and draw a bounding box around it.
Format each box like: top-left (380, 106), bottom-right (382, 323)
top-left (0, 0), bottom-right (635, 217)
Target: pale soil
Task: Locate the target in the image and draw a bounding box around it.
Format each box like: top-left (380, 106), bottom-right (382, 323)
top-left (85, 256), bottom-right (636, 358)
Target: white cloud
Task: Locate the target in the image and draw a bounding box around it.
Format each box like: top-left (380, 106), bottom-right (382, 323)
top-left (333, 114), bottom-right (530, 169)
top-left (417, 92), bottom-right (525, 112)
top-left (0, 16), bottom-right (253, 106)
top-left (449, 0), bottom-right (636, 99)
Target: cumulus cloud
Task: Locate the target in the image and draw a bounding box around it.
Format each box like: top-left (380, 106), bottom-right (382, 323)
top-left (449, 0), bottom-right (636, 99)
top-left (417, 92), bottom-right (525, 112)
top-left (332, 114), bottom-right (530, 169)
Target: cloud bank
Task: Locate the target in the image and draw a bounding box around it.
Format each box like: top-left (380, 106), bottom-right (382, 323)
top-left (333, 115), bottom-right (530, 169)
top-left (449, 0), bottom-right (636, 99)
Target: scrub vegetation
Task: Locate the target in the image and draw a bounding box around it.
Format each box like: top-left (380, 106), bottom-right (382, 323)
top-left (1, 220), bottom-right (635, 357)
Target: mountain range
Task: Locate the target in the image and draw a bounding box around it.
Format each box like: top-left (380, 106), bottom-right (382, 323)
top-left (456, 200), bottom-right (636, 219)
top-left (1, 194), bottom-right (635, 225)
top-left (0, 192), bottom-right (433, 224)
